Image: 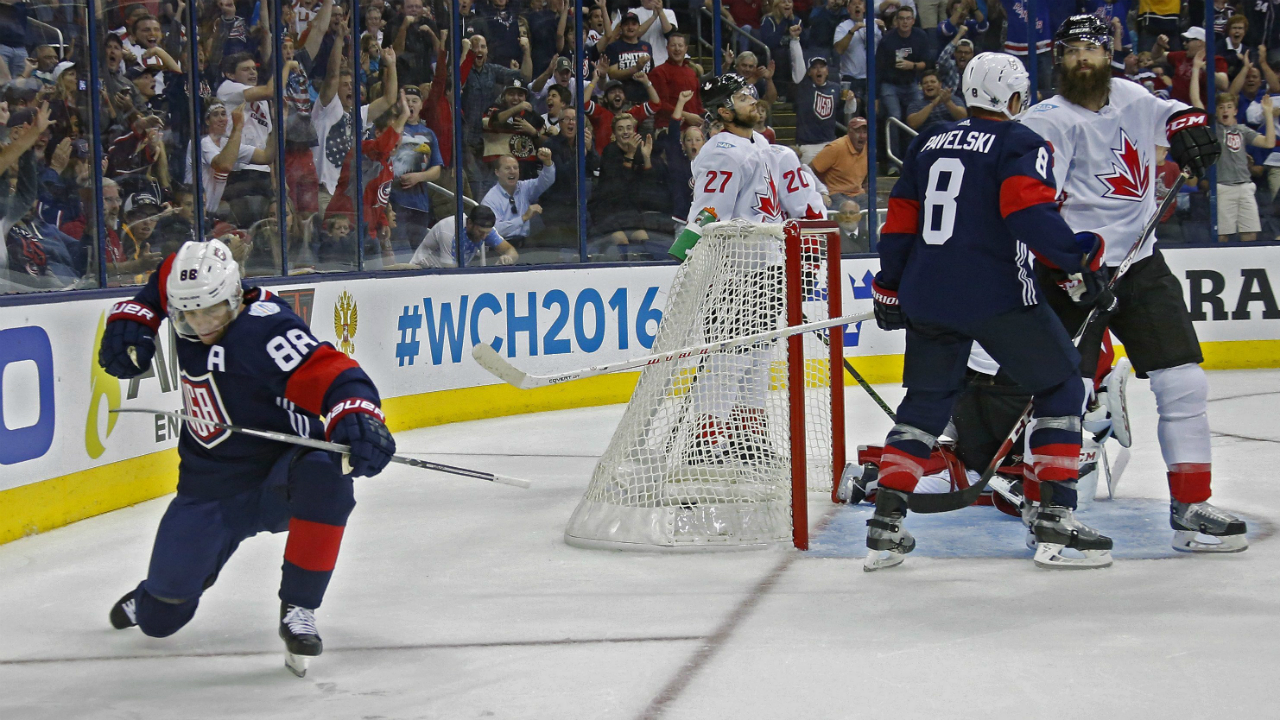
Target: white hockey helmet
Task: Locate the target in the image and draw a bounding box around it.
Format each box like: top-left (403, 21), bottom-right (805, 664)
top-left (962, 52), bottom-right (1031, 119)
top-left (166, 239), bottom-right (244, 341)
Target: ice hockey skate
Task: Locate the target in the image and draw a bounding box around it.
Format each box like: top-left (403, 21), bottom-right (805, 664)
top-left (864, 488), bottom-right (915, 571)
top-left (280, 603), bottom-right (323, 677)
top-left (1031, 485), bottom-right (1113, 569)
top-left (1171, 501), bottom-right (1248, 553)
top-left (109, 591), bottom-right (137, 630)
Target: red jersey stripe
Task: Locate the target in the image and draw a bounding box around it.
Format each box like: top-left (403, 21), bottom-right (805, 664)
top-left (999, 175), bottom-right (1057, 218)
top-left (882, 198), bottom-right (921, 235)
top-left (285, 345), bottom-right (360, 416)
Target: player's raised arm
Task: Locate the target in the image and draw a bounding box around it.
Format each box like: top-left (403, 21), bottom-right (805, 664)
top-left (98, 254), bottom-right (177, 379)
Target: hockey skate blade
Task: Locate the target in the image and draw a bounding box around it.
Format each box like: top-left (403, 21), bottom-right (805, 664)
top-left (1033, 542), bottom-right (1113, 570)
top-left (863, 550), bottom-right (906, 572)
top-left (1172, 530), bottom-right (1249, 553)
top-left (285, 652), bottom-right (310, 678)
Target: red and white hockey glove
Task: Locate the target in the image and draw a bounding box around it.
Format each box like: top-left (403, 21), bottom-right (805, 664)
top-left (99, 300), bottom-right (162, 379)
top-left (325, 400), bottom-right (396, 477)
top-left (1167, 109), bottom-right (1220, 179)
top-left (872, 277), bottom-right (907, 331)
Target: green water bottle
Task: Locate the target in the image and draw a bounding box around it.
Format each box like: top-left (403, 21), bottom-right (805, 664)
top-left (668, 207), bottom-right (718, 262)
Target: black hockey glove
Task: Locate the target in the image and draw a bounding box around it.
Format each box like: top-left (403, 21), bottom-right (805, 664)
top-left (1058, 233), bottom-right (1117, 312)
top-left (871, 277), bottom-right (907, 331)
top-left (326, 400), bottom-right (396, 478)
top-left (1167, 109), bottom-right (1220, 179)
top-left (98, 301), bottom-right (160, 379)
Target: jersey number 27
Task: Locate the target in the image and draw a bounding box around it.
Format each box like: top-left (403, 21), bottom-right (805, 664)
top-left (921, 148), bottom-right (1049, 245)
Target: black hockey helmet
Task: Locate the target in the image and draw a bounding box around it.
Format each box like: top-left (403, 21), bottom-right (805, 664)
top-left (1054, 15), bottom-right (1112, 63)
top-left (700, 73), bottom-right (756, 113)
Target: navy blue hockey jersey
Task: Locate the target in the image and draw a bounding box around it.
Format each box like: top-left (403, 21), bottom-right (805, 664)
top-left (109, 255), bottom-right (381, 499)
top-left (877, 117), bottom-right (1087, 326)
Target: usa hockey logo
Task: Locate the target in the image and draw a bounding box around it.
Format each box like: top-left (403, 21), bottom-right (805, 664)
top-left (180, 371), bottom-right (232, 449)
top-left (1226, 130), bottom-right (1244, 152)
top-left (814, 92), bottom-right (833, 120)
top-left (1095, 130), bottom-right (1149, 201)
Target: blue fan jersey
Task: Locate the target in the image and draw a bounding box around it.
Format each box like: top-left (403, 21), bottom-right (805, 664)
top-left (111, 255), bottom-right (381, 499)
top-left (876, 117), bottom-right (1088, 326)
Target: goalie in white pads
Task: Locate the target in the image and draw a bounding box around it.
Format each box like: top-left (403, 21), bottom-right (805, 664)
top-left (1022, 16), bottom-right (1245, 553)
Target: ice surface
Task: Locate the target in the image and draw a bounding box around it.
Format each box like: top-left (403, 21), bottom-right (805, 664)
top-left (2, 370), bottom-right (1278, 719)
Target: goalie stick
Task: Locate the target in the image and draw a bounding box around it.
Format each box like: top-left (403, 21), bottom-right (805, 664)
top-left (110, 408), bottom-right (532, 489)
top-left (472, 310), bottom-right (876, 389)
top-left (906, 170), bottom-right (1192, 514)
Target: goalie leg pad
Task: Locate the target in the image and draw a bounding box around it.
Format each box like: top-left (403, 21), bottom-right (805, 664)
top-left (1149, 363), bottom-right (1211, 469)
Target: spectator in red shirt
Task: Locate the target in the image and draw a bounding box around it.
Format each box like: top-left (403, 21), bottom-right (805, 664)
top-left (1153, 27), bottom-right (1229, 105)
top-left (648, 32), bottom-right (703, 128)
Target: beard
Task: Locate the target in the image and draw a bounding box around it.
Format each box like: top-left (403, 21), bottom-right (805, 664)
top-left (728, 106), bottom-right (756, 130)
top-left (1060, 61), bottom-right (1112, 106)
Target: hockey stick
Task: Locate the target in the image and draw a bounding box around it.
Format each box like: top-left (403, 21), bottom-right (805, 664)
top-left (811, 323), bottom-right (897, 419)
top-left (906, 170), bottom-right (1192, 514)
top-left (472, 310), bottom-right (877, 390)
top-left (110, 408), bottom-right (533, 488)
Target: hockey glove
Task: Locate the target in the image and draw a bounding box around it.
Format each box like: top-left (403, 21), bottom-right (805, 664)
top-left (872, 277), bottom-right (907, 331)
top-left (1167, 109), bottom-right (1220, 179)
top-left (1059, 233), bottom-right (1117, 311)
top-left (326, 399), bottom-right (396, 477)
top-left (98, 301), bottom-right (161, 378)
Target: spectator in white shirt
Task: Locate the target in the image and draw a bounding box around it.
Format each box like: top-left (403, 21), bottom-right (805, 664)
top-left (481, 150), bottom-right (556, 245)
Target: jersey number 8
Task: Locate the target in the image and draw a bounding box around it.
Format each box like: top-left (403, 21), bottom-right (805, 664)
top-left (922, 158), bottom-right (965, 245)
top-left (923, 148), bottom-right (1049, 245)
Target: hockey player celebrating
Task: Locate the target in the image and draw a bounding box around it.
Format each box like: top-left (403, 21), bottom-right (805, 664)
top-left (1022, 16), bottom-right (1246, 553)
top-left (97, 239), bottom-right (396, 676)
top-left (868, 52), bottom-right (1115, 571)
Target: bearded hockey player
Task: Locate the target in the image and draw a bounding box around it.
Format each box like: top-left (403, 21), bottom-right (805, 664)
top-left (97, 239), bottom-right (396, 677)
top-left (672, 75), bottom-right (789, 463)
top-left (1021, 16), bottom-right (1245, 553)
top-left (868, 53), bottom-right (1114, 571)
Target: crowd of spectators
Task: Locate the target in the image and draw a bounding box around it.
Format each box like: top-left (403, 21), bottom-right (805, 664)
top-left (3, 0), bottom-right (1277, 294)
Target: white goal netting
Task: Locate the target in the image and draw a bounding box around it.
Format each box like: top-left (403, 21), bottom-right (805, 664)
top-left (565, 219), bottom-right (843, 551)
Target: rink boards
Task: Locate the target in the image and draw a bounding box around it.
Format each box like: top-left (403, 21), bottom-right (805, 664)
top-left (1, 245), bottom-right (1279, 543)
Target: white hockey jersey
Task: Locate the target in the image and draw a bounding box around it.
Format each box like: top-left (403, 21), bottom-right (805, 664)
top-left (1020, 79), bottom-right (1188, 267)
top-left (684, 130), bottom-right (782, 232)
top-left (764, 144), bottom-right (826, 220)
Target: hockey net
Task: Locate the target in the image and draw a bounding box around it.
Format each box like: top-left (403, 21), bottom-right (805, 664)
top-left (565, 219), bottom-right (844, 551)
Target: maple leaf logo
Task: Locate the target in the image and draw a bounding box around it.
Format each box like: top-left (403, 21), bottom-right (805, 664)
top-left (754, 167), bottom-right (782, 220)
top-left (1095, 130), bottom-right (1149, 202)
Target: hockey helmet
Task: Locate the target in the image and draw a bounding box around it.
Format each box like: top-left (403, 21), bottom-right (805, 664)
top-left (700, 73), bottom-right (757, 114)
top-left (962, 52), bottom-right (1030, 119)
top-left (167, 238), bottom-right (244, 342)
top-left (1054, 15), bottom-right (1112, 63)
